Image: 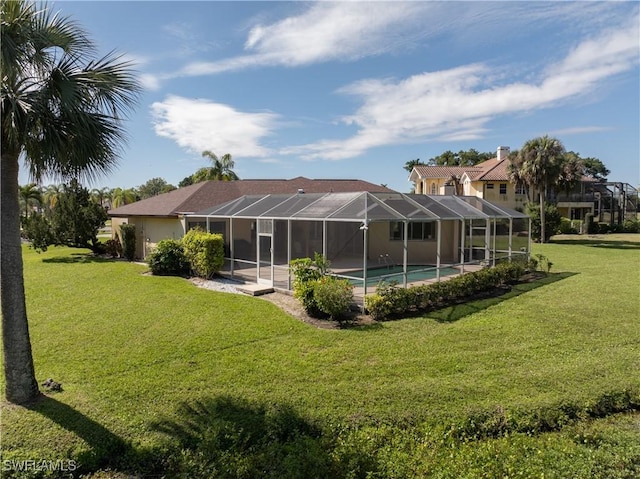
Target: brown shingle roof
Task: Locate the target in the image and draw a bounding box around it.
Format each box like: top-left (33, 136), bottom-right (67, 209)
top-left (109, 177), bottom-right (394, 217)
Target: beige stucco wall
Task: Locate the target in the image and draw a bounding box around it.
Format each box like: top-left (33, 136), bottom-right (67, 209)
top-left (417, 178), bottom-right (449, 195)
top-left (112, 216), bottom-right (185, 259)
top-left (367, 220), bottom-right (459, 265)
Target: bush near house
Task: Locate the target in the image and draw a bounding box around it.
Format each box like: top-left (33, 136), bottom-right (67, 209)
top-left (365, 261), bottom-right (525, 320)
top-left (119, 223), bottom-right (137, 261)
top-left (291, 254), bottom-right (353, 320)
top-left (148, 239), bottom-right (190, 276)
top-left (182, 228), bottom-right (224, 279)
top-left (313, 276), bottom-right (354, 322)
top-left (104, 237), bottom-right (123, 258)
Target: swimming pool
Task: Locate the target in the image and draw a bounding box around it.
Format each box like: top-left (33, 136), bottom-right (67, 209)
top-left (337, 264), bottom-right (460, 287)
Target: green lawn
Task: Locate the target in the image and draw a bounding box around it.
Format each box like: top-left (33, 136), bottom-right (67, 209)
top-left (1, 237), bottom-right (639, 477)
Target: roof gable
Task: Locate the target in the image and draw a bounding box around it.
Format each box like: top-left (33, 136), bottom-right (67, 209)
top-left (411, 156), bottom-right (511, 183)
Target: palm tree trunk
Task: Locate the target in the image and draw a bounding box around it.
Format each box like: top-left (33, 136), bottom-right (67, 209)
top-left (539, 189), bottom-right (546, 244)
top-left (1, 150), bottom-right (40, 404)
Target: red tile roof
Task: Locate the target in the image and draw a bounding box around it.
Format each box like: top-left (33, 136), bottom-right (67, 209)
top-left (109, 177), bottom-right (394, 217)
top-left (413, 157), bottom-right (511, 182)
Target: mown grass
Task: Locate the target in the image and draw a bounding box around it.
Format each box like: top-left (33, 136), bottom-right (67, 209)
top-left (1, 237), bottom-right (639, 477)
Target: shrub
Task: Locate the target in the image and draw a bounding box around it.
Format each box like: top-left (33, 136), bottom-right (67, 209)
top-left (558, 217), bottom-right (578, 234)
top-left (182, 228), bottom-right (224, 279)
top-left (533, 254), bottom-right (553, 274)
top-left (364, 293), bottom-right (394, 321)
top-left (313, 276), bottom-right (354, 321)
top-left (119, 223), bottom-right (137, 261)
top-left (623, 219), bottom-right (639, 233)
top-left (148, 239), bottom-right (190, 276)
top-left (21, 212), bottom-right (55, 252)
top-left (290, 255), bottom-right (328, 318)
top-left (104, 237), bottom-right (123, 258)
top-left (584, 212), bottom-right (596, 234)
top-left (526, 202), bottom-right (562, 241)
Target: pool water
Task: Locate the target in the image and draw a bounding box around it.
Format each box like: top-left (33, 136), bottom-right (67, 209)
top-left (339, 265), bottom-right (460, 287)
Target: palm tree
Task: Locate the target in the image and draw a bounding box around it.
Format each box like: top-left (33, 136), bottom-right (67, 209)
top-left (42, 184), bottom-right (62, 216)
top-left (556, 151), bottom-right (584, 196)
top-left (18, 184), bottom-right (43, 217)
top-left (512, 136), bottom-right (566, 242)
top-left (199, 151), bottom-right (239, 181)
top-left (91, 186), bottom-right (112, 209)
top-left (110, 187), bottom-right (138, 208)
top-left (403, 158), bottom-right (425, 173)
top-left (1, 0), bottom-right (140, 404)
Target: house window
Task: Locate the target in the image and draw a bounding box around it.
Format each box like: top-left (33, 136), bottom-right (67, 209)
top-left (390, 222), bottom-right (435, 241)
top-left (390, 222), bottom-right (403, 241)
top-left (431, 183), bottom-right (436, 195)
top-left (515, 183), bottom-right (526, 195)
top-left (499, 184), bottom-right (507, 195)
top-left (486, 183), bottom-right (494, 189)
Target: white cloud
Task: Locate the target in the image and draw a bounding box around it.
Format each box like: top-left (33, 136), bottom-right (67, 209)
top-left (165, 1), bottom-right (632, 79)
top-left (286, 19), bottom-right (639, 160)
top-left (140, 73), bottom-right (162, 91)
top-left (150, 95), bottom-right (279, 157)
top-left (172, 2), bottom-right (428, 76)
top-left (548, 126), bottom-right (613, 136)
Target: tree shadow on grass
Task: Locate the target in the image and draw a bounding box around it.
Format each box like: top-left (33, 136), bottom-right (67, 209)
top-left (150, 395), bottom-right (334, 478)
top-left (27, 395), bottom-right (137, 474)
top-left (426, 272), bottom-right (577, 323)
top-left (42, 253), bottom-right (111, 264)
top-left (550, 239), bottom-right (640, 250)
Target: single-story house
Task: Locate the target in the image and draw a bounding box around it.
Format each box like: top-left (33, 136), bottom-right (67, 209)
top-left (108, 177), bottom-right (394, 259)
top-left (186, 191), bottom-right (530, 299)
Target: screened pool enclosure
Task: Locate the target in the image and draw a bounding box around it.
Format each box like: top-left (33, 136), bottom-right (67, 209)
top-left (186, 192), bottom-right (530, 299)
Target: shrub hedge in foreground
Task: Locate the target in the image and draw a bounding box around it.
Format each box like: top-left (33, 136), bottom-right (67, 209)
top-left (365, 261), bottom-right (525, 320)
top-left (145, 387), bottom-right (639, 479)
top-left (182, 228), bottom-right (224, 279)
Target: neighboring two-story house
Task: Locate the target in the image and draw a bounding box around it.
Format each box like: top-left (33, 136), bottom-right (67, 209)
top-left (409, 146), bottom-right (638, 224)
top-left (409, 147), bottom-right (527, 211)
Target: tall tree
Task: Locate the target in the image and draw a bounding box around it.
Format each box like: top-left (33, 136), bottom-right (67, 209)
top-left (427, 149), bottom-right (493, 166)
top-left (90, 186), bottom-right (112, 209)
top-left (137, 177), bottom-right (176, 199)
top-left (510, 136), bottom-right (566, 243)
top-left (110, 187), bottom-right (139, 208)
top-left (1, 0), bottom-right (139, 404)
top-left (178, 175), bottom-right (194, 188)
top-left (43, 184), bottom-right (63, 214)
top-left (403, 158), bottom-right (425, 173)
top-left (18, 184), bottom-right (43, 217)
top-left (580, 156), bottom-right (610, 180)
top-left (557, 151), bottom-right (585, 195)
top-left (196, 151), bottom-right (239, 181)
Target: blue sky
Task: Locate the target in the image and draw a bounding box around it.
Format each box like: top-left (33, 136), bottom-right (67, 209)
top-left (25, 1), bottom-right (640, 192)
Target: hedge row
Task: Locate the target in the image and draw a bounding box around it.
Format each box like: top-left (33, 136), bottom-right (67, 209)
top-left (365, 261), bottom-right (525, 320)
top-left (447, 387), bottom-right (640, 442)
